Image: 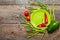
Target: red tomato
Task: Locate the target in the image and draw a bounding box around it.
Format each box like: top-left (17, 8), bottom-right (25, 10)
top-left (24, 10), bottom-right (29, 16)
top-left (26, 16), bottom-right (30, 21)
top-left (38, 23), bottom-right (46, 27)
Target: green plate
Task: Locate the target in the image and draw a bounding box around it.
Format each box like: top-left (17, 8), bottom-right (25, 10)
top-left (30, 8), bottom-right (51, 31)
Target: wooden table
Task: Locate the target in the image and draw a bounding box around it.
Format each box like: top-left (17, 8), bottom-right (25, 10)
top-left (0, 5), bottom-right (60, 40)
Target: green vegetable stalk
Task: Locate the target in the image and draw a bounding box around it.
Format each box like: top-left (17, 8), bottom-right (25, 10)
top-left (29, 1), bottom-right (49, 12)
top-left (47, 0), bottom-right (60, 33)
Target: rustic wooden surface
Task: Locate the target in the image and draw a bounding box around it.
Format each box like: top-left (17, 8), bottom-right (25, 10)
top-left (0, 0), bottom-right (60, 4)
top-left (0, 5), bottom-right (60, 40)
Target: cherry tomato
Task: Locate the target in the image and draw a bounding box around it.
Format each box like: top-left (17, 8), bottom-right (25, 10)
top-left (24, 10), bottom-right (29, 16)
top-left (26, 16), bottom-right (30, 21)
top-left (38, 23), bottom-right (46, 27)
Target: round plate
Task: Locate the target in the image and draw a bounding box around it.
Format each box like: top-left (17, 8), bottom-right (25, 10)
top-left (30, 8), bottom-right (51, 31)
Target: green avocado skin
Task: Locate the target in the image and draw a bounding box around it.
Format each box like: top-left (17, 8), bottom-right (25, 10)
top-left (47, 20), bottom-right (60, 33)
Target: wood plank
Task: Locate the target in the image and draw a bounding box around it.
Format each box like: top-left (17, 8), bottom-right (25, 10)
top-left (0, 0), bottom-right (60, 4)
top-left (0, 24), bottom-right (60, 40)
top-left (0, 5), bottom-right (60, 24)
top-left (0, 24), bottom-right (27, 40)
top-left (0, 5), bottom-right (23, 24)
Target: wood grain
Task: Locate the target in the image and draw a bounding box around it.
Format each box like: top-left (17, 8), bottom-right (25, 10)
top-left (0, 5), bottom-right (60, 40)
